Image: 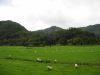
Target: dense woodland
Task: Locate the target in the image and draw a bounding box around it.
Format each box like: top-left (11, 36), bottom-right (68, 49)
top-left (0, 20), bottom-right (100, 46)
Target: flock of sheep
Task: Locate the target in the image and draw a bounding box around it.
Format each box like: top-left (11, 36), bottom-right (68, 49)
top-left (36, 58), bottom-right (79, 71)
top-left (7, 54), bottom-right (79, 71)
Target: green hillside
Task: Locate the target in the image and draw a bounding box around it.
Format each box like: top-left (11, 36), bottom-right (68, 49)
top-left (0, 20), bottom-right (27, 32)
top-left (81, 24), bottom-right (100, 37)
top-left (0, 20), bottom-right (100, 46)
top-left (0, 20), bottom-right (29, 46)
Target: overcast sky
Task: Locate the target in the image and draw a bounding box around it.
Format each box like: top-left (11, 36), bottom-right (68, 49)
top-left (0, 0), bottom-right (100, 31)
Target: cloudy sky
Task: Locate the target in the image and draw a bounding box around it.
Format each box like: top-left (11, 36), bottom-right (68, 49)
top-left (0, 0), bottom-right (100, 31)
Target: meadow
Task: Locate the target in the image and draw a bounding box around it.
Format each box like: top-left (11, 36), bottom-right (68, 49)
top-left (0, 45), bottom-right (100, 75)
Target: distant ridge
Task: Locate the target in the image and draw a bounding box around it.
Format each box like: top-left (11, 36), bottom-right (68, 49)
top-left (80, 24), bottom-right (100, 37)
top-left (0, 20), bottom-right (100, 46)
top-left (0, 20), bottom-right (100, 37)
top-left (36, 24), bottom-right (100, 37)
top-left (37, 26), bottom-right (63, 33)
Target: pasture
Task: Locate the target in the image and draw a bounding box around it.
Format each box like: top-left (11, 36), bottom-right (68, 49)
top-left (0, 46), bottom-right (100, 75)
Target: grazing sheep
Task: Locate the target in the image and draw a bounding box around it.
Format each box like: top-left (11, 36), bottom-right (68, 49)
top-left (75, 64), bottom-right (79, 68)
top-left (47, 66), bottom-right (53, 71)
top-left (54, 59), bottom-right (57, 63)
top-left (36, 58), bottom-right (43, 63)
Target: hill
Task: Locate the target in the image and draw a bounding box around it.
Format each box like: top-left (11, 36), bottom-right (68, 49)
top-left (37, 26), bottom-right (63, 33)
top-left (0, 20), bottom-right (99, 46)
top-left (0, 20), bottom-right (28, 32)
top-left (39, 24), bottom-right (100, 37)
top-left (0, 20), bottom-right (29, 45)
top-left (36, 24), bottom-right (100, 37)
top-left (81, 24), bottom-right (100, 37)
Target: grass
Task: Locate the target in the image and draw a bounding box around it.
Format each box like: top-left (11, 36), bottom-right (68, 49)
top-left (0, 45), bottom-right (100, 75)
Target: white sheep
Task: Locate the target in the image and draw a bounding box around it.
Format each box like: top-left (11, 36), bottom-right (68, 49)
top-left (75, 64), bottom-right (79, 68)
top-left (47, 66), bottom-right (53, 71)
top-left (36, 58), bottom-right (43, 63)
top-left (54, 59), bottom-right (57, 63)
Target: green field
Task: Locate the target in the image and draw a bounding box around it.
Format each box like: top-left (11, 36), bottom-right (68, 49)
top-left (0, 46), bottom-right (100, 75)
